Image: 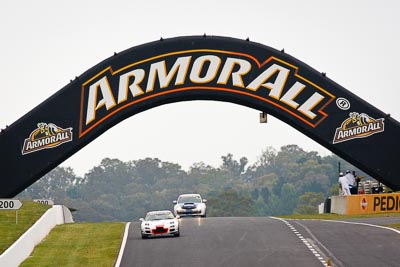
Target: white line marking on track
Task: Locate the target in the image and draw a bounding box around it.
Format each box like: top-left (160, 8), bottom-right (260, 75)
top-left (293, 220), bottom-right (345, 267)
top-left (318, 219), bottom-right (400, 234)
top-left (115, 222), bottom-right (131, 267)
top-left (270, 217), bottom-right (328, 266)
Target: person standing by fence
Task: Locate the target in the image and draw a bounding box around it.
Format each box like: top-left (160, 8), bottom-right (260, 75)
top-left (345, 170), bottom-right (357, 194)
top-left (339, 172), bottom-right (351, 196)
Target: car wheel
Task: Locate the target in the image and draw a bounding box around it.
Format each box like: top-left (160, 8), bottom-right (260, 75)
top-left (201, 213), bottom-right (206, 218)
top-left (174, 230), bottom-right (180, 237)
top-left (141, 234), bottom-right (148, 239)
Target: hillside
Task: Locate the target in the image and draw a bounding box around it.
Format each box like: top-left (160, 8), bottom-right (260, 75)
top-left (17, 145), bottom-right (375, 222)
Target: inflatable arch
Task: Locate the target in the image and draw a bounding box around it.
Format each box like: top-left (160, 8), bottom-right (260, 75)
top-left (1, 36), bottom-right (399, 197)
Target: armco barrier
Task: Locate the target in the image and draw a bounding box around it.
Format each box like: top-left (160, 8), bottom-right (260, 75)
top-left (0, 205), bottom-right (73, 267)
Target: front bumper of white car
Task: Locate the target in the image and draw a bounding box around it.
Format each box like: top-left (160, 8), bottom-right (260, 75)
top-left (142, 223), bottom-right (179, 236)
top-left (175, 207), bottom-right (206, 216)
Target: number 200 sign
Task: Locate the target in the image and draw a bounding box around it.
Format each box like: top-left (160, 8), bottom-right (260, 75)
top-left (33, 199), bottom-right (54, 206)
top-left (0, 199), bottom-right (23, 210)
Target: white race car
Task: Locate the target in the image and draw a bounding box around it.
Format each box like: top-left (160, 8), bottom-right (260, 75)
top-left (140, 210), bottom-right (180, 239)
top-left (173, 193), bottom-right (207, 217)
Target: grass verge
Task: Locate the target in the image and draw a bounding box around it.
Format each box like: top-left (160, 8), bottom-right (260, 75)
top-left (0, 201), bottom-right (50, 254)
top-left (20, 222), bottom-right (125, 267)
top-left (386, 223), bottom-right (400, 229)
top-left (278, 212), bottom-right (400, 220)
top-left (279, 212), bottom-right (400, 229)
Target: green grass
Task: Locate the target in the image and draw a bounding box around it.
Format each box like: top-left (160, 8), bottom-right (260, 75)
top-left (0, 201), bottom-right (50, 254)
top-left (278, 212), bottom-right (400, 220)
top-left (20, 222), bottom-right (125, 267)
top-left (278, 212), bottom-right (400, 229)
top-left (4, 203), bottom-right (399, 266)
top-left (386, 223), bottom-right (400, 229)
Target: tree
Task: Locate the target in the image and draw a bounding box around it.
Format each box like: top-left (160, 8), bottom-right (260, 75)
top-left (221, 153), bottom-right (248, 178)
top-left (278, 183), bottom-right (297, 215)
top-left (245, 147), bottom-right (277, 181)
top-left (260, 187), bottom-right (270, 203)
top-left (17, 143), bottom-right (369, 222)
top-left (18, 166), bottom-right (81, 202)
top-left (132, 158), bottom-right (164, 185)
top-left (295, 192), bottom-right (325, 214)
top-left (207, 189), bottom-right (254, 216)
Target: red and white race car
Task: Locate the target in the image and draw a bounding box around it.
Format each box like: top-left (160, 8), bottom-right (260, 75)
top-left (140, 210), bottom-right (180, 239)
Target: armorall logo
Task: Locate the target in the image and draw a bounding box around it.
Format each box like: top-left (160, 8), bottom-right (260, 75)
top-left (22, 123), bottom-right (73, 155)
top-left (79, 49), bottom-right (336, 137)
top-left (333, 112), bottom-right (384, 144)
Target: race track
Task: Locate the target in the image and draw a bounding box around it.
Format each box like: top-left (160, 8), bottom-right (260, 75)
top-left (119, 217), bottom-right (400, 267)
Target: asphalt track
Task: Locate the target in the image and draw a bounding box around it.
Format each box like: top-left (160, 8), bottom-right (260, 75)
top-left (119, 217), bottom-right (400, 267)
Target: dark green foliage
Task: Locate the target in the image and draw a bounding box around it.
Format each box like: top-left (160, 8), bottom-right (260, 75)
top-left (207, 189), bottom-right (255, 217)
top-left (295, 192), bottom-right (325, 215)
top-left (260, 187), bottom-right (270, 203)
top-left (251, 188), bottom-right (259, 199)
top-left (17, 145), bottom-right (367, 221)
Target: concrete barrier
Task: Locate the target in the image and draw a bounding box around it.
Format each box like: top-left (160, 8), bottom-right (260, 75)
top-left (330, 193), bottom-right (400, 215)
top-left (0, 205), bottom-right (73, 267)
top-left (330, 195), bottom-right (347, 214)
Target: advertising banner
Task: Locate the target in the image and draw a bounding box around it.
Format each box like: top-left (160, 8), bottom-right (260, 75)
top-left (346, 193), bottom-right (400, 215)
top-left (0, 36), bottom-right (399, 197)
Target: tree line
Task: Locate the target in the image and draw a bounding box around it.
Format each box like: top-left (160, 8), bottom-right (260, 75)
top-left (17, 144), bottom-right (369, 222)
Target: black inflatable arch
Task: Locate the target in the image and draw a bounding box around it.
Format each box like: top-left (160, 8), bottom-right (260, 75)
top-left (1, 36), bottom-right (399, 197)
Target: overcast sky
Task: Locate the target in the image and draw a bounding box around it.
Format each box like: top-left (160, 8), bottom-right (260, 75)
top-left (1, 0), bottom-right (399, 176)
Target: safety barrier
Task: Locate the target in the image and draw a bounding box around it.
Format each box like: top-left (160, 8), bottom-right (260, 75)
top-left (330, 193), bottom-right (400, 215)
top-left (0, 205), bottom-right (73, 267)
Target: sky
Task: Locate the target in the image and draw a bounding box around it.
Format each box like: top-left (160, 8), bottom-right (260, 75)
top-left (1, 0), bottom-right (399, 177)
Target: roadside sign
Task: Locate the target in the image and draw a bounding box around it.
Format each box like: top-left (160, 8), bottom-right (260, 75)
top-left (33, 199), bottom-right (54, 206)
top-left (0, 199), bottom-right (23, 210)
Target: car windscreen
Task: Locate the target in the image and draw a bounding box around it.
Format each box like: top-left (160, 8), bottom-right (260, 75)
top-left (145, 213), bottom-right (175, 220)
top-left (178, 196), bottom-right (202, 203)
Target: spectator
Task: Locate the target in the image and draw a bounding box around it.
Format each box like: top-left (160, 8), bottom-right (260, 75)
top-left (345, 170), bottom-right (355, 186)
top-left (339, 172), bottom-right (350, 196)
top-left (346, 170), bottom-right (358, 194)
top-left (353, 171), bottom-right (360, 186)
